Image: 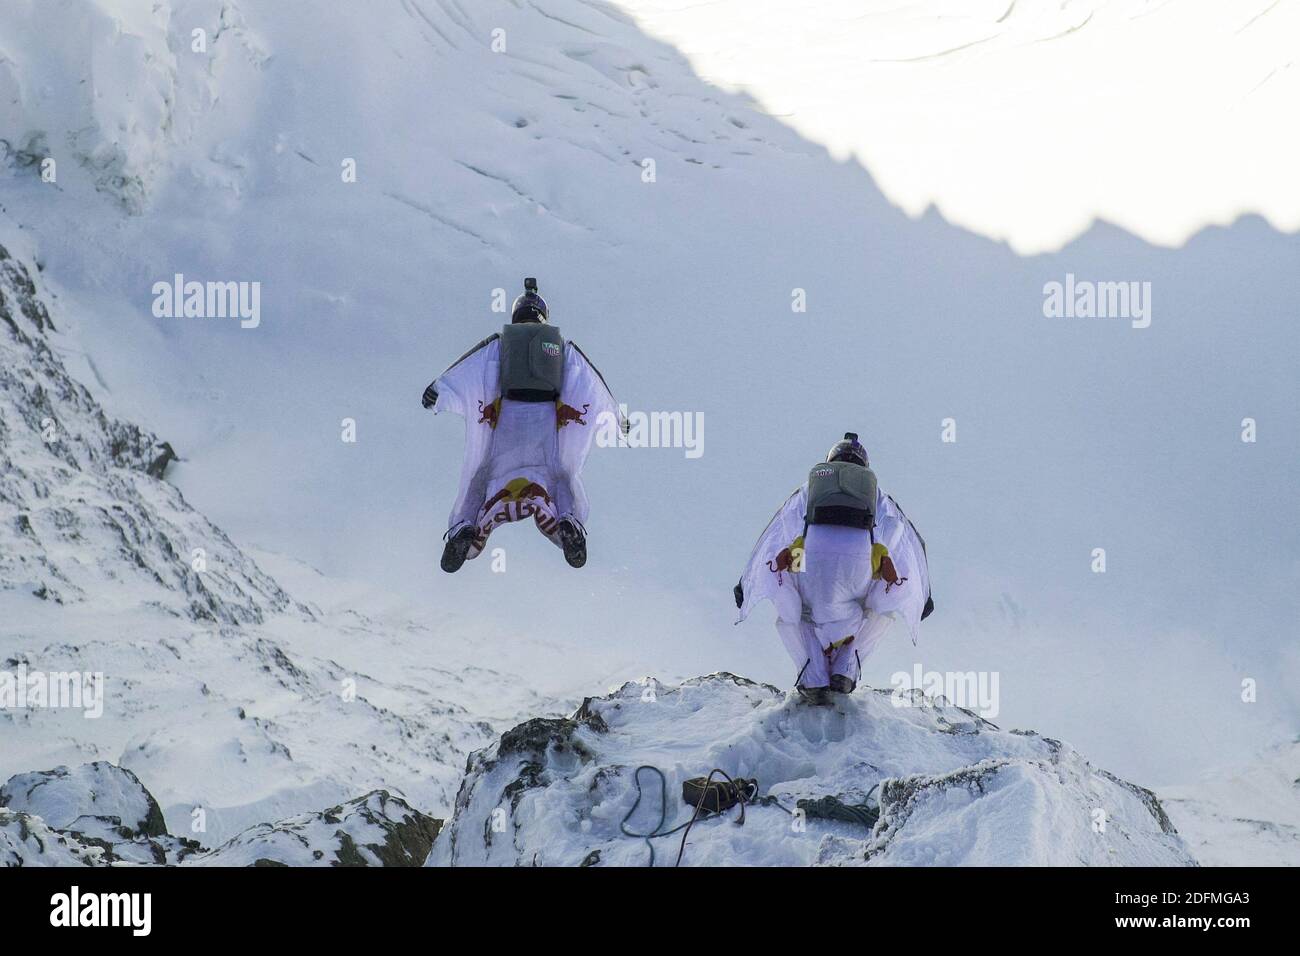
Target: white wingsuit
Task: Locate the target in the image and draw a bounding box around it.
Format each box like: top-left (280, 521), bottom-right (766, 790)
top-left (736, 480), bottom-right (932, 689)
top-left (428, 334), bottom-right (621, 562)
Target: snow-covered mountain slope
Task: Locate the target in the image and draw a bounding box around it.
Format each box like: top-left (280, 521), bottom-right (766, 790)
top-left (0, 231), bottom-right (290, 622)
top-left (428, 674), bottom-right (1194, 866)
top-left (0, 229), bottom-right (566, 844)
top-left (1159, 739), bottom-right (1300, 867)
top-left (0, 0), bottom-right (266, 213)
top-left (0, 762), bottom-right (437, 866)
top-left (620, 0), bottom-right (1300, 252)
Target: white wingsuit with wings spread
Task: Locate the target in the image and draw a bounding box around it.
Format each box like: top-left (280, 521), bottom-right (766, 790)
top-left (430, 334), bottom-right (622, 562)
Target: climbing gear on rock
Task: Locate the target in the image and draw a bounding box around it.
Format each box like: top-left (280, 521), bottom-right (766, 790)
top-left (797, 785), bottom-right (881, 829)
top-left (681, 774), bottom-right (758, 815)
top-left (619, 765), bottom-right (754, 867)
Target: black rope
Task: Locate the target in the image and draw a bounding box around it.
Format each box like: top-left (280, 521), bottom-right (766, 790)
top-left (619, 766), bottom-right (694, 867)
top-left (619, 766), bottom-right (879, 866)
top-left (619, 765), bottom-right (751, 867)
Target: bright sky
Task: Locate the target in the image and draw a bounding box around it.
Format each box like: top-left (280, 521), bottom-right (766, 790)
top-left (618, 0), bottom-right (1300, 253)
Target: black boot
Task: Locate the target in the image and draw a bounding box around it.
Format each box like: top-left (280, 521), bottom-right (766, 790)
top-left (440, 526), bottom-right (477, 573)
top-left (796, 685), bottom-right (832, 706)
top-left (829, 675), bottom-right (856, 695)
top-left (556, 519), bottom-right (587, 568)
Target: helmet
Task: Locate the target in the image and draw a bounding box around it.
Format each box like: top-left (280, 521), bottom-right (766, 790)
top-left (826, 432), bottom-right (868, 468)
top-left (511, 276), bottom-right (548, 324)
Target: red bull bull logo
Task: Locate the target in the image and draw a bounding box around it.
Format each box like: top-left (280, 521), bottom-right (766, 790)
top-left (767, 535), bottom-right (805, 585)
top-left (555, 400), bottom-right (590, 430)
top-left (477, 397), bottom-right (501, 429)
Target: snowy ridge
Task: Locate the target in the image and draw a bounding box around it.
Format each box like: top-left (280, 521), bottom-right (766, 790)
top-left (0, 594), bottom-right (545, 847)
top-left (428, 674), bottom-right (1195, 866)
top-left (0, 231), bottom-right (292, 622)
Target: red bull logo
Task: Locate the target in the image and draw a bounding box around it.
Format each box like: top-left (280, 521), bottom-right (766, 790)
top-left (767, 548), bottom-right (795, 574)
top-left (480, 477), bottom-right (554, 517)
top-left (767, 536), bottom-right (805, 585)
top-left (477, 398), bottom-right (501, 429)
top-left (476, 477), bottom-right (559, 543)
top-left (555, 400), bottom-right (590, 430)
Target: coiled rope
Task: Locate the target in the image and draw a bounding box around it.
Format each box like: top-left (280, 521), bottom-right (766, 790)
top-left (619, 765), bottom-right (750, 867)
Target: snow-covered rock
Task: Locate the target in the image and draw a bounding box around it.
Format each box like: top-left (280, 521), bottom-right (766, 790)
top-left (0, 762), bottom-right (201, 865)
top-left (0, 808), bottom-right (104, 867)
top-left (0, 761), bottom-right (438, 866)
top-left (189, 790), bottom-right (439, 867)
top-left (428, 674), bottom-right (1195, 866)
top-left (0, 761), bottom-right (166, 836)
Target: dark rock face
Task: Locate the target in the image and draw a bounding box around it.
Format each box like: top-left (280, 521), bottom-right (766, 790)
top-left (427, 674), bottom-right (1197, 867)
top-left (0, 239), bottom-right (291, 623)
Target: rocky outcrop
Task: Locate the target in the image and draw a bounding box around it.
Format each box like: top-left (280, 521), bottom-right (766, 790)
top-left (191, 790), bottom-right (441, 867)
top-left (1, 761), bottom-right (167, 837)
top-left (0, 808), bottom-right (103, 866)
top-left (427, 674), bottom-right (1197, 867)
top-left (0, 762), bottom-right (199, 865)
